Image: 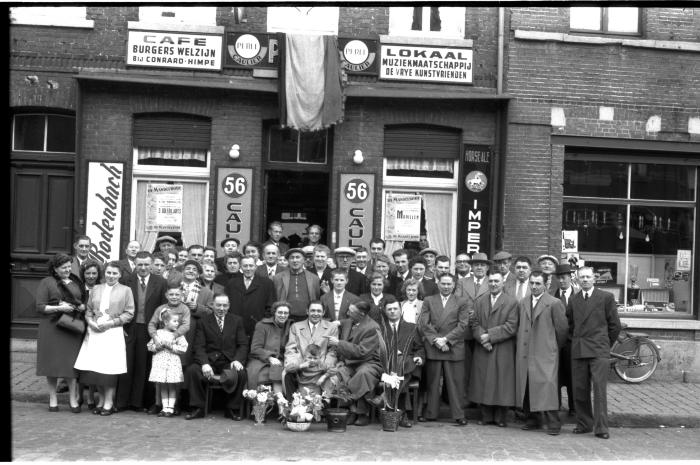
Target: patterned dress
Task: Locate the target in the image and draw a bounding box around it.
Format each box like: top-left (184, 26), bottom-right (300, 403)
top-left (147, 329), bottom-right (188, 384)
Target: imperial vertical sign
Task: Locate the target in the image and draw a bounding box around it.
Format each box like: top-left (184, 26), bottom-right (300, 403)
top-left (458, 146), bottom-right (493, 254)
top-left (86, 162), bottom-right (124, 262)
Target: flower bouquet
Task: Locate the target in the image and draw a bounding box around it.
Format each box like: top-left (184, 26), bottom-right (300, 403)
top-left (242, 385), bottom-right (276, 425)
top-left (276, 388), bottom-right (324, 431)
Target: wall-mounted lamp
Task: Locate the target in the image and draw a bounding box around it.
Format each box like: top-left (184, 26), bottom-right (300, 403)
top-left (229, 144), bottom-right (240, 160)
top-left (353, 149), bottom-right (363, 165)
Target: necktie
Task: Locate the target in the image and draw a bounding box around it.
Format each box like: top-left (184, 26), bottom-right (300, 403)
top-left (311, 324), bottom-right (316, 336)
top-left (268, 268), bottom-right (274, 278)
top-left (217, 316), bottom-right (224, 332)
top-left (392, 323), bottom-right (398, 342)
top-left (584, 292), bottom-right (589, 300)
top-left (140, 278), bottom-right (146, 291)
top-left (245, 278), bottom-right (251, 289)
top-left (517, 281), bottom-right (525, 300)
top-left (474, 280), bottom-right (480, 294)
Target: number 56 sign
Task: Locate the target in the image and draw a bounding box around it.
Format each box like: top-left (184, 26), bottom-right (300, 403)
top-left (338, 174), bottom-right (375, 247)
top-left (216, 168), bottom-right (253, 254)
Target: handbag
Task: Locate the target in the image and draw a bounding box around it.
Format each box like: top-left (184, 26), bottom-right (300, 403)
top-left (56, 312), bottom-right (86, 334)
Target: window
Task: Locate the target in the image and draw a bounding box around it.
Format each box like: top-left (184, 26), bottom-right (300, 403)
top-left (389, 6), bottom-right (465, 38)
top-left (10, 7), bottom-right (93, 28)
top-left (138, 6), bottom-right (217, 26)
top-left (264, 123), bottom-right (330, 164)
top-left (570, 7), bottom-right (640, 35)
top-left (563, 156), bottom-right (696, 315)
top-left (12, 114), bottom-right (75, 153)
top-left (267, 7), bottom-right (339, 35)
top-left (132, 113), bottom-right (211, 177)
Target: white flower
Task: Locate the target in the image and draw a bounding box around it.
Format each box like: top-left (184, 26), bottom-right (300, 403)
top-left (257, 393), bottom-right (267, 403)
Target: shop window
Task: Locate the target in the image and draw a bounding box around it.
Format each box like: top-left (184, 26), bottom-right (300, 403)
top-left (267, 6), bottom-right (339, 35)
top-left (132, 113), bottom-right (211, 177)
top-left (563, 155), bottom-right (696, 315)
top-left (570, 7), bottom-right (640, 35)
top-left (138, 6), bottom-right (217, 26)
top-left (10, 6), bottom-right (93, 28)
top-left (389, 6), bottom-right (465, 38)
top-left (12, 114), bottom-right (75, 153)
top-left (264, 123), bottom-right (329, 164)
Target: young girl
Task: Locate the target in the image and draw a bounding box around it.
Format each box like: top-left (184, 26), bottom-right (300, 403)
top-left (147, 310), bottom-right (188, 417)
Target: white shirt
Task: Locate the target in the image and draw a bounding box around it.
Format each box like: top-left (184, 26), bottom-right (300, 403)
top-left (372, 294), bottom-right (383, 305)
top-left (401, 300), bottom-right (419, 324)
top-left (561, 286), bottom-right (572, 305)
top-left (309, 322), bottom-right (318, 334)
top-left (490, 292), bottom-right (502, 307)
top-left (516, 280), bottom-right (527, 300)
top-left (441, 294), bottom-right (450, 307)
top-left (582, 287), bottom-right (594, 300)
top-left (531, 293), bottom-right (542, 308)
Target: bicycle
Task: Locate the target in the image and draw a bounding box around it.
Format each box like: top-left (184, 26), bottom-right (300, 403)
top-left (609, 323), bottom-right (661, 383)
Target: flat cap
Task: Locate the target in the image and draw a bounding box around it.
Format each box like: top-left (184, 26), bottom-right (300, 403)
top-left (537, 254), bottom-right (560, 265)
top-left (334, 247), bottom-right (356, 256)
top-left (285, 248), bottom-right (306, 259)
top-left (155, 235), bottom-right (177, 245)
top-left (419, 247), bottom-right (439, 256)
top-left (492, 251), bottom-right (512, 261)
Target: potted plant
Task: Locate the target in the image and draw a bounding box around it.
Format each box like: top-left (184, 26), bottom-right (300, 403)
top-left (320, 370), bottom-right (354, 432)
top-left (242, 385), bottom-right (276, 425)
top-left (377, 327), bottom-right (417, 431)
top-left (276, 388), bottom-right (324, 432)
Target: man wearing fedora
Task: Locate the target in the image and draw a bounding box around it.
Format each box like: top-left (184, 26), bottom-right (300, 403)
top-left (493, 251), bottom-right (517, 294)
top-left (455, 253), bottom-right (491, 303)
top-left (553, 263), bottom-right (579, 415)
top-left (216, 237), bottom-right (240, 273)
top-left (185, 293), bottom-right (248, 421)
top-left (273, 248), bottom-right (321, 323)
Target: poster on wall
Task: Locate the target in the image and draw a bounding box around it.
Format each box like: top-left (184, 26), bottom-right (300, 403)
top-left (384, 193), bottom-right (421, 241)
top-left (85, 162), bottom-right (124, 262)
top-left (216, 168), bottom-right (253, 255)
top-left (561, 230), bottom-right (578, 253)
top-left (458, 145), bottom-right (493, 254)
top-left (338, 174), bottom-right (375, 248)
top-left (145, 184), bottom-right (183, 232)
top-left (677, 249), bottom-right (692, 272)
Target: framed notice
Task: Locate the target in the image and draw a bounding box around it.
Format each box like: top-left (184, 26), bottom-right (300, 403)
top-left (145, 184), bottom-right (183, 232)
top-left (384, 193), bottom-right (421, 241)
top-left (677, 249), bottom-right (692, 272)
top-left (85, 162), bottom-right (124, 262)
top-left (216, 168), bottom-right (253, 255)
top-left (562, 230), bottom-right (578, 253)
top-left (380, 43), bottom-right (472, 84)
top-left (338, 174), bottom-right (375, 248)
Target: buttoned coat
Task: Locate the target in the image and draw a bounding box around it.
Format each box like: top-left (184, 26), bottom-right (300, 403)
top-left (273, 269), bottom-right (321, 304)
top-left (504, 277), bottom-right (531, 302)
top-left (125, 273), bottom-right (168, 326)
top-left (419, 293), bottom-right (470, 361)
top-left (566, 288), bottom-right (621, 359)
top-left (515, 292), bottom-right (568, 411)
top-left (86, 282), bottom-right (135, 326)
top-left (284, 318), bottom-right (338, 371)
top-left (254, 264), bottom-right (287, 280)
top-left (246, 317), bottom-right (291, 388)
top-left (455, 275), bottom-right (489, 304)
top-left (225, 274), bottom-right (275, 339)
top-left (192, 312), bottom-right (248, 367)
top-left (469, 292), bottom-right (519, 406)
top-left (321, 290), bottom-right (360, 321)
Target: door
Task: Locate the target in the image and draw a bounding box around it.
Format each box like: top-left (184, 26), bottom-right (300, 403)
top-left (10, 162), bottom-right (74, 338)
top-left (265, 170), bottom-right (329, 248)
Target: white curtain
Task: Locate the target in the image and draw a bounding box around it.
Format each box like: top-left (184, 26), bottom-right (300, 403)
top-left (386, 157), bottom-right (453, 174)
top-left (135, 180), bottom-right (207, 251)
top-left (423, 193), bottom-right (451, 256)
top-left (138, 147), bottom-right (207, 163)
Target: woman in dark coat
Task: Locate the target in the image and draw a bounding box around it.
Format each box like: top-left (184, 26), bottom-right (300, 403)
top-left (35, 253), bottom-right (87, 412)
top-left (245, 301), bottom-right (291, 392)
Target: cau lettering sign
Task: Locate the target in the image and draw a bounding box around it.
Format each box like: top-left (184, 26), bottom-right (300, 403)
top-left (216, 168), bottom-right (253, 255)
top-left (380, 44), bottom-right (472, 84)
top-left (127, 30), bottom-right (222, 70)
top-left (338, 174), bottom-right (375, 248)
top-left (85, 162), bottom-right (124, 262)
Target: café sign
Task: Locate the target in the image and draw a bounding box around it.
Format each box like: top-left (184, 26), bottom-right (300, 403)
top-left (380, 44), bottom-right (472, 84)
top-left (127, 30), bottom-right (222, 70)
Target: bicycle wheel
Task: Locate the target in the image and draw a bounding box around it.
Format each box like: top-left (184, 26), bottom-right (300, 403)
top-left (613, 338), bottom-right (659, 383)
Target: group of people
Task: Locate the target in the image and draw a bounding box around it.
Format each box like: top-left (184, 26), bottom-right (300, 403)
top-left (37, 223), bottom-right (621, 439)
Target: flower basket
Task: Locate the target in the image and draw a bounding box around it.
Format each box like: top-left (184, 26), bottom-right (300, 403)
top-left (242, 385), bottom-right (276, 426)
top-left (286, 421), bottom-right (311, 432)
top-left (380, 408), bottom-right (403, 432)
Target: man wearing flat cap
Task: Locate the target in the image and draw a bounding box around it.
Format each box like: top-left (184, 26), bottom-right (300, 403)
top-left (155, 235), bottom-right (178, 254)
top-left (216, 237), bottom-right (240, 273)
top-left (273, 248), bottom-right (321, 323)
top-left (419, 247), bottom-right (439, 281)
top-left (333, 247), bottom-right (368, 296)
top-left (537, 255), bottom-right (560, 294)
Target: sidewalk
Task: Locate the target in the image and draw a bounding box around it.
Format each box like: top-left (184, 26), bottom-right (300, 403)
top-left (11, 339), bottom-right (700, 428)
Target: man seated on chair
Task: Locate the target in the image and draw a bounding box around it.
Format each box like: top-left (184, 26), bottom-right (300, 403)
top-left (326, 300), bottom-right (383, 427)
top-left (185, 293), bottom-right (248, 421)
top-left (377, 296), bottom-right (425, 428)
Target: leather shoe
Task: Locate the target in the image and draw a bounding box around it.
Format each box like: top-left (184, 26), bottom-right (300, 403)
top-left (595, 433), bottom-right (610, 439)
top-left (70, 405), bottom-right (81, 414)
top-left (146, 404), bottom-right (161, 415)
top-left (399, 416), bottom-right (413, 428)
top-left (48, 406), bottom-right (59, 412)
top-left (496, 421), bottom-right (507, 427)
top-left (354, 414), bottom-right (370, 426)
top-left (185, 408), bottom-right (205, 420)
top-left (172, 406), bottom-right (180, 417)
top-left (346, 413), bottom-right (358, 425)
top-left (87, 403), bottom-right (96, 410)
top-left (92, 407), bottom-right (102, 415)
top-left (417, 416), bottom-right (427, 422)
top-left (521, 424), bottom-right (539, 431)
top-left (455, 418), bottom-right (468, 426)
top-left (366, 395), bottom-right (384, 408)
top-left (572, 427), bottom-right (591, 434)
top-left (547, 429), bottom-right (561, 436)
top-left (99, 408), bottom-right (113, 416)
top-left (227, 409), bottom-right (242, 421)
top-left (111, 406), bottom-right (121, 413)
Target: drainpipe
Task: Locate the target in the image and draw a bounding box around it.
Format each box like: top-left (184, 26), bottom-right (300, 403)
top-left (497, 7), bottom-right (504, 94)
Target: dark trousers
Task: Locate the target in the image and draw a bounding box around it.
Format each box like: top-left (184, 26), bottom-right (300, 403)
top-left (463, 339), bottom-right (474, 404)
top-left (558, 344), bottom-right (574, 411)
top-left (523, 378), bottom-right (561, 432)
top-left (425, 359), bottom-right (465, 420)
top-left (116, 323), bottom-right (152, 409)
top-left (185, 362), bottom-right (246, 411)
top-left (480, 405), bottom-right (508, 423)
top-left (571, 356), bottom-right (609, 434)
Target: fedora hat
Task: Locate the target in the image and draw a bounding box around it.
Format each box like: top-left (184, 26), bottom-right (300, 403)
top-left (218, 369), bottom-right (239, 394)
top-left (467, 252), bottom-right (491, 264)
top-left (554, 263), bottom-right (575, 275)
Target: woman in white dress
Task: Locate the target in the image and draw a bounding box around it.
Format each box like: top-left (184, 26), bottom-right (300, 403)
top-left (400, 278), bottom-right (424, 324)
top-left (74, 262), bottom-right (134, 416)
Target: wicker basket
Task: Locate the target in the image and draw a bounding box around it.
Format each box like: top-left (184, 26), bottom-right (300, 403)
top-left (286, 421), bottom-right (311, 432)
top-left (380, 409), bottom-right (403, 432)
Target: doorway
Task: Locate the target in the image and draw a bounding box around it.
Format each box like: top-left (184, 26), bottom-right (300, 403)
top-left (265, 170), bottom-right (329, 248)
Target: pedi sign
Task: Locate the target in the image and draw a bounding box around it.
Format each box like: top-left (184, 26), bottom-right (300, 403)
top-left (224, 33), bottom-right (279, 68)
top-left (338, 38), bottom-right (378, 75)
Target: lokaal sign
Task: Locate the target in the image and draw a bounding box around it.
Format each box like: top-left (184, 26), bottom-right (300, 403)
top-left (127, 30), bottom-right (222, 70)
top-left (380, 44), bottom-right (472, 84)
top-left (85, 162), bottom-right (124, 262)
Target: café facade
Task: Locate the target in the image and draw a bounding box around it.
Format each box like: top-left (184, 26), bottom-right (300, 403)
top-left (9, 6), bottom-right (700, 378)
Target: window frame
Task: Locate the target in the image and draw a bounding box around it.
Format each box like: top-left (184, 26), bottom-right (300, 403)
top-left (266, 6), bottom-right (339, 35)
top-left (563, 154), bottom-right (697, 317)
top-left (263, 122), bottom-right (331, 166)
top-left (388, 6), bottom-right (465, 39)
top-left (11, 113), bottom-right (76, 154)
top-left (382, 158), bottom-right (460, 189)
top-left (569, 6), bottom-right (642, 36)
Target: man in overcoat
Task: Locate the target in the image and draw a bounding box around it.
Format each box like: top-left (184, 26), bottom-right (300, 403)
top-left (566, 266), bottom-right (621, 439)
top-left (418, 273), bottom-right (470, 425)
top-left (273, 248), bottom-right (321, 323)
top-left (515, 271), bottom-right (568, 435)
top-left (225, 256), bottom-right (275, 340)
top-left (469, 269), bottom-right (519, 427)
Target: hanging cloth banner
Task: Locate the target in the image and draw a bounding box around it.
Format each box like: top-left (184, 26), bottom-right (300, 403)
top-left (145, 184), bottom-right (183, 232)
top-left (278, 33), bottom-right (344, 131)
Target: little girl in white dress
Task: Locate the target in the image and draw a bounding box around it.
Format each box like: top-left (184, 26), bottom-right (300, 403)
top-left (147, 309), bottom-right (188, 417)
